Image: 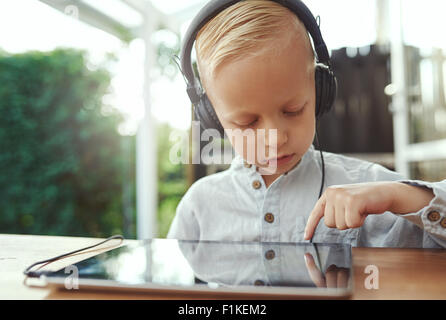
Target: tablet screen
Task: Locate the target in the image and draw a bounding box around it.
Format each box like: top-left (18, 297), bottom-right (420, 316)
top-left (44, 239), bottom-right (352, 295)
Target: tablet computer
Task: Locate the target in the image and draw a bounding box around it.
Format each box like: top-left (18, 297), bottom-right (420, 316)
top-left (43, 239), bottom-right (353, 298)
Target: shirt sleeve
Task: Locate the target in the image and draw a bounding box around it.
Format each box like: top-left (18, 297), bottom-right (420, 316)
top-left (166, 185), bottom-right (201, 240)
top-left (365, 163), bottom-right (446, 246)
top-left (396, 179), bottom-right (446, 245)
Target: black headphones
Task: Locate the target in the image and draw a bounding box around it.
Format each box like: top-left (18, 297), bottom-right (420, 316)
top-left (180, 0), bottom-right (338, 137)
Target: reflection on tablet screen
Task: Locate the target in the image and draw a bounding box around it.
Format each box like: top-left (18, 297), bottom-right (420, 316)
top-left (46, 239), bottom-right (352, 291)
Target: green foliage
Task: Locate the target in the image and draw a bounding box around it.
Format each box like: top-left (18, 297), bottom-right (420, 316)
top-left (0, 49), bottom-right (136, 237)
top-left (151, 29), bottom-right (187, 238)
top-left (156, 123), bottom-right (187, 238)
top-left (153, 29), bottom-right (181, 80)
top-left (0, 47), bottom-right (187, 239)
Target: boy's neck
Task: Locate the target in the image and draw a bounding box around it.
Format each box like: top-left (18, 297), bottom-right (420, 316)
top-left (261, 173), bottom-right (281, 189)
top-left (259, 159), bottom-right (302, 188)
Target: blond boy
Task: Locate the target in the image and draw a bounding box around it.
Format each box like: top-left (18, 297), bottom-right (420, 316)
top-left (168, 0), bottom-right (446, 248)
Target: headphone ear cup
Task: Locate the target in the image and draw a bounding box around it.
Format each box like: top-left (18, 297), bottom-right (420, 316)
top-left (193, 93), bottom-right (225, 136)
top-left (315, 66), bottom-right (323, 118)
top-left (315, 64), bottom-right (337, 118)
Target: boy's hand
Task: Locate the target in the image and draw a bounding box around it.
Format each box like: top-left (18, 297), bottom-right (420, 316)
top-left (304, 253), bottom-right (349, 288)
top-left (304, 181), bottom-right (434, 240)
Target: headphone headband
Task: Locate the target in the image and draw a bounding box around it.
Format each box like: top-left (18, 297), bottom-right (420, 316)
top-left (180, 0), bottom-right (330, 100)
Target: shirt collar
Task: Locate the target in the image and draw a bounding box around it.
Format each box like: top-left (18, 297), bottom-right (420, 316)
top-left (282, 144), bottom-right (315, 178)
top-left (230, 144), bottom-right (317, 178)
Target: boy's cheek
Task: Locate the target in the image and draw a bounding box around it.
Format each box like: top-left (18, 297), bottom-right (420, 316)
top-left (234, 140), bottom-right (258, 165)
top-left (227, 133), bottom-right (258, 164)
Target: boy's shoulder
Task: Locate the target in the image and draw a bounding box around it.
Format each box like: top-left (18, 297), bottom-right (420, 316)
top-left (188, 168), bottom-right (231, 193)
top-left (319, 149), bottom-right (402, 182)
top-left (182, 155), bottom-right (244, 200)
top-left (184, 148), bottom-right (403, 198)
top-left (323, 150), bottom-right (375, 171)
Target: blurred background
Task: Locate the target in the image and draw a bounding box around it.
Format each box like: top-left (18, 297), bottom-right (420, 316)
top-left (1, 0), bottom-right (445, 239)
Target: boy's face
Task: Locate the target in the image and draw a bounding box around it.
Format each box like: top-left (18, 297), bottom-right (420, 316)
top-left (203, 31), bottom-right (316, 179)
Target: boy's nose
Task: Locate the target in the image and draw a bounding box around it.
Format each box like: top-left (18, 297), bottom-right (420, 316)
top-left (263, 126), bottom-right (288, 150)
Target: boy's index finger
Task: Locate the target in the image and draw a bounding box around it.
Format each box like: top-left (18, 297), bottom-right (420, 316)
top-left (304, 195), bottom-right (326, 240)
top-left (304, 252), bottom-right (326, 287)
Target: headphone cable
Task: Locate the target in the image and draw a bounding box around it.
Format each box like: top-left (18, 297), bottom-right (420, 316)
top-left (310, 129), bottom-right (325, 244)
top-left (23, 234), bottom-right (124, 278)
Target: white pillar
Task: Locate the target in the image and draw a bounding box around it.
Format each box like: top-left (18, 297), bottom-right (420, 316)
top-left (376, 0), bottom-right (391, 45)
top-left (136, 2), bottom-right (158, 240)
top-left (389, 0), bottom-right (410, 178)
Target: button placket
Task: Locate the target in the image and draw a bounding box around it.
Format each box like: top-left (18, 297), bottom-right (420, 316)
top-left (264, 213), bottom-right (275, 223)
top-left (265, 249), bottom-right (275, 260)
top-left (262, 244), bottom-right (282, 285)
top-left (260, 178), bottom-right (282, 242)
top-left (252, 243), bottom-right (268, 287)
top-left (254, 279), bottom-right (265, 286)
top-left (245, 167), bottom-right (265, 219)
top-left (252, 180), bottom-right (262, 190)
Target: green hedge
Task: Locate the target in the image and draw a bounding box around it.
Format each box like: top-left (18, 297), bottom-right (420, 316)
top-left (0, 49), bottom-right (136, 237)
top-left (156, 123), bottom-right (187, 238)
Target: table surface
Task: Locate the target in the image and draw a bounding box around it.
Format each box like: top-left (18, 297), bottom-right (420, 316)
top-left (1, 233), bottom-right (445, 300)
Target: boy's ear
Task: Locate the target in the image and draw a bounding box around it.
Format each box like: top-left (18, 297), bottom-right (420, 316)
top-left (315, 64), bottom-right (337, 118)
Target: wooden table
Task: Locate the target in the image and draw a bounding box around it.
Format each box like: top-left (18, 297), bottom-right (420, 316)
top-left (1, 234), bottom-right (445, 300)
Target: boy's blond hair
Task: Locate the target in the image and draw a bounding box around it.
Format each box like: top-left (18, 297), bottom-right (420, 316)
top-left (195, 0), bottom-right (314, 84)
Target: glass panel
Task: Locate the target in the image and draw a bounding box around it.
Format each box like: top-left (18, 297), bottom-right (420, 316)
top-left (410, 160), bottom-right (446, 181)
top-left (402, 1), bottom-right (446, 144)
top-left (406, 47), bottom-right (446, 143)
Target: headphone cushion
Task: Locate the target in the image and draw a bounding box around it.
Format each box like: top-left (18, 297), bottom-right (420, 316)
top-left (315, 64), bottom-right (337, 118)
top-left (194, 93), bottom-right (225, 136)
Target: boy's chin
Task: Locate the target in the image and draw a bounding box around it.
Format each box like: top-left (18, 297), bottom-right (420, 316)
top-left (257, 166), bottom-right (286, 176)
top-left (256, 159), bottom-right (300, 176)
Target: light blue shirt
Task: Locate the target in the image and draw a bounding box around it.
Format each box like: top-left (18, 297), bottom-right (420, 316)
top-left (167, 145), bottom-right (446, 248)
top-left (178, 241), bottom-right (351, 289)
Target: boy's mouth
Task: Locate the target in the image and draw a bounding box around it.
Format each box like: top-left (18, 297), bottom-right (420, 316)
top-left (266, 153), bottom-right (295, 166)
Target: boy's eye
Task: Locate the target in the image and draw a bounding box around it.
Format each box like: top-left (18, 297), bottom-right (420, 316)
top-left (284, 110), bottom-right (300, 116)
top-left (284, 105), bottom-right (305, 116)
top-left (236, 119), bottom-right (258, 127)
top-left (232, 104), bottom-right (306, 127)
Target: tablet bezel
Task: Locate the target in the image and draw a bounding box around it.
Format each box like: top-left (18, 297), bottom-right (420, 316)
top-left (42, 239), bottom-right (354, 299)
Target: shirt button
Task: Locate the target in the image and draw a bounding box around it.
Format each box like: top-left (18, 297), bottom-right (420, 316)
top-left (264, 213), bottom-right (275, 223)
top-left (252, 180), bottom-right (262, 189)
top-left (427, 211), bottom-right (441, 222)
top-left (254, 280), bottom-right (265, 286)
top-left (440, 218), bottom-right (446, 229)
top-left (265, 250), bottom-right (275, 260)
